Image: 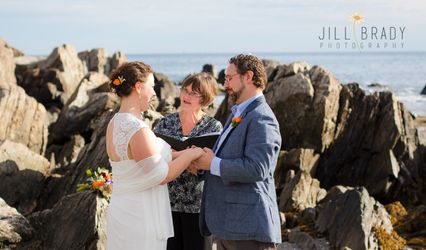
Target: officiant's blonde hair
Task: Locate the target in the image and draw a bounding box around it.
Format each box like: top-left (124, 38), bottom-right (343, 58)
top-left (181, 72), bottom-right (218, 107)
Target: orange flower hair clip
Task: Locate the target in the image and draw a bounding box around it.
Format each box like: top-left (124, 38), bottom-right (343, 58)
top-left (112, 76), bottom-right (126, 86)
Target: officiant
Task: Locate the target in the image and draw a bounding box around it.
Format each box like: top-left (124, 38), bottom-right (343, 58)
top-left (154, 72), bottom-right (223, 250)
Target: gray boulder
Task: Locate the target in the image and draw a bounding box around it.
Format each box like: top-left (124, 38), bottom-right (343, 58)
top-left (0, 197), bottom-right (33, 248)
top-left (316, 84), bottom-right (424, 204)
top-left (262, 59), bottom-right (280, 82)
top-left (0, 83), bottom-right (48, 155)
top-left (202, 64), bottom-right (218, 79)
top-left (0, 37), bottom-right (17, 85)
top-left (48, 72), bottom-right (118, 144)
top-left (45, 135), bottom-right (85, 169)
top-left (265, 64), bottom-right (341, 153)
top-left (154, 72), bottom-right (179, 113)
top-left (78, 48), bottom-right (110, 74)
top-left (22, 191), bottom-right (107, 250)
top-left (279, 170), bottom-right (326, 212)
top-left (38, 44), bottom-right (87, 102)
top-left (315, 187), bottom-right (393, 250)
top-left (18, 44), bottom-right (87, 108)
top-left (0, 140), bottom-right (50, 215)
top-left (275, 148), bottom-right (320, 190)
top-left (109, 51), bottom-right (128, 72)
top-left (273, 61), bottom-right (311, 81)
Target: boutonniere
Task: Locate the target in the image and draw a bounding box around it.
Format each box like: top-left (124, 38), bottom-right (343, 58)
top-left (231, 116), bottom-right (242, 128)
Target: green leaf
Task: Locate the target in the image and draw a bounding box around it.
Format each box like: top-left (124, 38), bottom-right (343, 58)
top-left (86, 169), bottom-right (92, 177)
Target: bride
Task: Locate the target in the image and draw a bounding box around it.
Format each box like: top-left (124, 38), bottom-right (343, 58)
top-left (105, 61), bottom-right (204, 249)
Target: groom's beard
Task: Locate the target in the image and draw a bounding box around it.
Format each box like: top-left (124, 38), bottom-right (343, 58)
top-left (227, 85), bottom-right (245, 104)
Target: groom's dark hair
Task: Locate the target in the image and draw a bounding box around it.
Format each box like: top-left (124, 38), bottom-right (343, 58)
top-left (229, 54), bottom-right (267, 90)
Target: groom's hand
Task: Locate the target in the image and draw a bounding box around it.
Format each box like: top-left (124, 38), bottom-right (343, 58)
top-left (195, 147), bottom-right (215, 170)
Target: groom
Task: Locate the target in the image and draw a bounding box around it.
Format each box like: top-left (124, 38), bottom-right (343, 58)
top-left (195, 54), bottom-right (282, 250)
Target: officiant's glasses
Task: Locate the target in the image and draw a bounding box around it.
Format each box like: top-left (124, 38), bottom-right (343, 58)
top-left (181, 87), bottom-right (201, 98)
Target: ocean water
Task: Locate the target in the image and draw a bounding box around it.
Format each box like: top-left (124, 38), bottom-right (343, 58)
top-left (128, 52), bottom-right (426, 116)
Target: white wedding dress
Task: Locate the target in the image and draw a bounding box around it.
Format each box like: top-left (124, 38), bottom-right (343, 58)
top-left (107, 113), bottom-right (173, 250)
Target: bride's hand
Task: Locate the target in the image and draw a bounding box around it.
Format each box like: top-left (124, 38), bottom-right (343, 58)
top-left (190, 147), bottom-right (205, 160)
top-left (187, 162), bottom-right (198, 175)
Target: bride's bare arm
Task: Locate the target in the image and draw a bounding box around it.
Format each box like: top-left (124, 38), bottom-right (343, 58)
top-left (161, 147), bottom-right (204, 184)
top-left (129, 129), bottom-right (204, 184)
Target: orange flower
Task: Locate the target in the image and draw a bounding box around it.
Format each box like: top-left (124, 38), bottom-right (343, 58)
top-left (93, 180), bottom-right (100, 189)
top-left (231, 116), bottom-right (242, 128)
top-left (99, 180), bottom-right (105, 187)
top-left (113, 79), bottom-right (121, 86)
top-left (350, 12), bottom-right (364, 24)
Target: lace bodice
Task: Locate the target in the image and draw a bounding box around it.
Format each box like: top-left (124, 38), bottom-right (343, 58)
top-left (111, 113), bottom-right (148, 160)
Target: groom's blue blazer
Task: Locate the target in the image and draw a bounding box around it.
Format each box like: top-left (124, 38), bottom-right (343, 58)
top-left (200, 95), bottom-right (282, 243)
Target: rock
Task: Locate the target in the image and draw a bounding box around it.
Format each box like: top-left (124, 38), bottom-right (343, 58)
top-left (414, 116), bottom-right (426, 146)
top-left (37, 110), bottom-right (116, 210)
top-left (368, 83), bottom-right (387, 88)
top-left (78, 48), bottom-right (110, 74)
top-left (14, 56), bottom-right (43, 84)
top-left (315, 187), bottom-right (393, 250)
top-left (275, 148), bottom-right (320, 189)
top-left (273, 61), bottom-right (310, 81)
top-left (421, 84), bottom-right (426, 95)
top-left (78, 49), bottom-right (127, 76)
top-left (17, 44), bottom-right (88, 108)
top-left (109, 51), bottom-right (128, 72)
top-left (48, 72), bottom-right (118, 144)
top-left (315, 84), bottom-right (424, 204)
top-left (38, 44), bottom-right (87, 103)
top-left (202, 64), bottom-right (218, 78)
top-left (285, 228), bottom-right (330, 250)
top-left (385, 201), bottom-right (408, 225)
top-left (279, 171), bottom-right (326, 212)
top-left (142, 109), bottom-right (164, 129)
top-left (154, 72), bottom-right (179, 111)
top-left (0, 83), bottom-right (48, 154)
top-left (217, 69), bottom-right (225, 85)
top-left (157, 96), bottom-right (177, 115)
top-left (17, 67), bottom-right (64, 108)
top-left (3, 40), bottom-right (24, 57)
top-left (0, 197), bottom-right (33, 248)
top-left (393, 205), bottom-right (426, 248)
top-left (214, 92), bottom-right (233, 125)
top-left (46, 135), bottom-right (85, 168)
top-left (0, 37), bottom-right (17, 85)
top-left (265, 67), bottom-right (341, 152)
top-left (22, 191), bottom-right (107, 250)
top-left (262, 59), bottom-right (280, 82)
top-left (0, 140), bottom-right (50, 215)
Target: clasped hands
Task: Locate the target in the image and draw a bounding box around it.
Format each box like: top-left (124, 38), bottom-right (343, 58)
top-left (187, 147), bottom-right (215, 175)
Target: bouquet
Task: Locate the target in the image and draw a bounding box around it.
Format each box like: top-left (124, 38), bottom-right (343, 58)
top-left (76, 167), bottom-right (113, 200)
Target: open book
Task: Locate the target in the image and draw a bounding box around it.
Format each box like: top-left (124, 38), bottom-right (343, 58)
top-left (154, 132), bottom-right (220, 151)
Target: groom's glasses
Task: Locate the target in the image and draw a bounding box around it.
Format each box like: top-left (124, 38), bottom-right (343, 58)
top-left (181, 88), bottom-right (201, 98)
top-left (224, 73), bottom-right (240, 83)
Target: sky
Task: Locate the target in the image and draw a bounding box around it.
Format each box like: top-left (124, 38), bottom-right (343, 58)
top-left (1, 0), bottom-right (425, 55)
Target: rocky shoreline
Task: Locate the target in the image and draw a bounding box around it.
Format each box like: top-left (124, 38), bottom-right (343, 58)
top-left (1, 37), bottom-right (425, 250)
